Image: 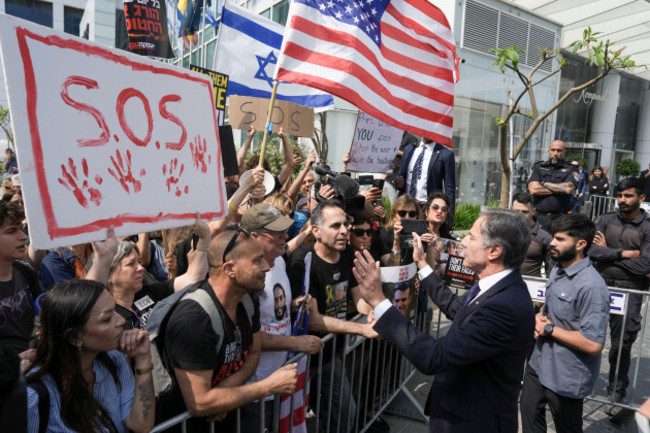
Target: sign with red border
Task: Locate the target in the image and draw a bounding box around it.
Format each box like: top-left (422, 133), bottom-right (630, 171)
top-left (0, 14), bottom-right (226, 248)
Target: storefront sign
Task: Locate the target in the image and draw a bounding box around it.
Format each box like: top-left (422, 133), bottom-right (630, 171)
top-left (573, 88), bottom-right (609, 105)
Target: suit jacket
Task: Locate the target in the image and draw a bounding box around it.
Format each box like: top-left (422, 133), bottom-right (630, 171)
top-left (374, 270), bottom-right (535, 433)
top-left (397, 142), bottom-right (456, 204)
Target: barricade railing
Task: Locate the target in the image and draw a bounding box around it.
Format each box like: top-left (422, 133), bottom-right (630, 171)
top-left (587, 195), bottom-right (616, 221)
top-left (428, 277), bottom-right (650, 417)
top-left (523, 276), bottom-right (650, 412)
top-left (151, 307), bottom-right (431, 433)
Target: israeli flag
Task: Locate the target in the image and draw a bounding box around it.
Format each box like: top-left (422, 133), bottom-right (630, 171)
top-left (213, 2), bottom-right (334, 110)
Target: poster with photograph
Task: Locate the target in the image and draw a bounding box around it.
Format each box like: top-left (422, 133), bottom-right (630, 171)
top-left (431, 238), bottom-right (477, 290)
top-left (380, 263), bottom-right (418, 320)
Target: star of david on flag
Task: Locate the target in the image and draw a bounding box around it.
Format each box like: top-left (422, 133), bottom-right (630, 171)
top-left (213, 2), bottom-right (334, 111)
top-left (276, 0), bottom-right (459, 147)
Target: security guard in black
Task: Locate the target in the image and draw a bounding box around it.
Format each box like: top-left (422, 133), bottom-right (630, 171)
top-left (528, 140), bottom-right (578, 226)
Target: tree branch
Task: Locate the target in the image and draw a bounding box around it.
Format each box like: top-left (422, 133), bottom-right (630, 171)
top-left (511, 68), bottom-right (612, 160)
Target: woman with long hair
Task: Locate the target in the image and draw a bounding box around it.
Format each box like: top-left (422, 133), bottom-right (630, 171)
top-left (25, 280), bottom-right (154, 433)
top-left (587, 165), bottom-right (609, 197)
top-left (372, 195), bottom-right (423, 266)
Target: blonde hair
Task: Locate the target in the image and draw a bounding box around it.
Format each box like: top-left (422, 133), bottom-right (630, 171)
top-left (263, 193), bottom-right (294, 216)
top-left (386, 195), bottom-right (422, 229)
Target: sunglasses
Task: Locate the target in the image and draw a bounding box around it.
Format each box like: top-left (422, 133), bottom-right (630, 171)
top-left (430, 204), bottom-right (449, 213)
top-left (352, 228), bottom-right (374, 237)
top-left (397, 210), bottom-right (418, 218)
top-left (222, 226), bottom-right (251, 263)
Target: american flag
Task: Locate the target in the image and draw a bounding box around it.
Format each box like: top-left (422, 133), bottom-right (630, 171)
top-left (275, 0), bottom-right (458, 147)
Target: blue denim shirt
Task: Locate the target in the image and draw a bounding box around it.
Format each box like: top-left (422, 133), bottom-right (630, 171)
top-left (27, 350), bottom-right (134, 432)
top-left (529, 257), bottom-right (610, 399)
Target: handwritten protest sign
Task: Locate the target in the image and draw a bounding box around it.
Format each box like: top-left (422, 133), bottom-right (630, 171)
top-left (347, 111), bottom-right (402, 173)
top-left (0, 14), bottom-right (226, 248)
top-left (228, 95), bottom-right (314, 137)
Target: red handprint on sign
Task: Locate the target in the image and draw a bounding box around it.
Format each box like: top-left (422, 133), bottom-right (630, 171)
top-left (58, 157), bottom-right (103, 208)
top-left (108, 149), bottom-right (142, 194)
top-left (189, 134), bottom-right (211, 173)
top-left (162, 158), bottom-right (188, 197)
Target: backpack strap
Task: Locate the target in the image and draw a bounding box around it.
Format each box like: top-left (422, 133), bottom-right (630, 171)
top-left (182, 288), bottom-right (224, 354)
top-left (241, 294), bottom-right (256, 328)
top-left (27, 379), bottom-right (49, 433)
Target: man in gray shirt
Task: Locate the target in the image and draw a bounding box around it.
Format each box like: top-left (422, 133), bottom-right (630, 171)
top-left (521, 214), bottom-right (610, 433)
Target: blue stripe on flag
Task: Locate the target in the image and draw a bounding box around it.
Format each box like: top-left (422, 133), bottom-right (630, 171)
top-left (221, 7), bottom-right (283, 49)
top-left (228, 81), bottom-right (334, 108)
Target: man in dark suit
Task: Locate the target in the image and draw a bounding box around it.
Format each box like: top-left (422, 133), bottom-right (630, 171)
top-left (395, 137), bottom-right (456, 208)
top-left (352, 208), bottom-right (536, 433)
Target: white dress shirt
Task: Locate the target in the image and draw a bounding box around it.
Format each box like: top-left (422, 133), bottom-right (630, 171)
top-left (405, 140), bottom-right (435, 203)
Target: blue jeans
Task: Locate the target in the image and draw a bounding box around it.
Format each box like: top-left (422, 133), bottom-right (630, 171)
top-left (311, 353), bottom-right (356, 433)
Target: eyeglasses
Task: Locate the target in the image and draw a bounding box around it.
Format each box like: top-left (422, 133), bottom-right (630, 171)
top-left (397, 210), bottom-right (418, 218)
top-left (430, 204), bottom-right (449, 213)
top-left (222, 226), bottom-right (251, 263)
top-left (352, 228), bottom-right (374, 237)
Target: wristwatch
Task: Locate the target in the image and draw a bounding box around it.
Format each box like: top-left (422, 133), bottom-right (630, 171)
top-left (543, 324), bottom-right (555, 337)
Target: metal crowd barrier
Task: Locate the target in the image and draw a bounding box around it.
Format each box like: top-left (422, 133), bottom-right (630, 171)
top-left (523, 276), bottom-right (650, 412)
top-left (151, 308), bottom-right (431, 433)
top-left (587, 195), bottom-right (616, 221)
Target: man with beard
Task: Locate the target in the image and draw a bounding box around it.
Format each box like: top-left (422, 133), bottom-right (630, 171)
top-left (273, 284), bottom-right (288, 321)
top-left (520, 214), bottom-right (610, 433)
top-left (528, 140), bottom-right (578, 229)
top-left (588, 178), bottom-right (650, 406)
top-left (288, 200), bottom-right (377, 433)
top-left (239, 204), bottom-right (323, 432)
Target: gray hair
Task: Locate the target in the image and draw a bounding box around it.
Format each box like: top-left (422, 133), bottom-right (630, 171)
top-left (479, 208), bottom-right (531, 270)
top-left (109, 240), bottom-right (140, 276)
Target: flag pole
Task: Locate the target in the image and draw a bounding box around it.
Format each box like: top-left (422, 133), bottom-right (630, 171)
top-left (258, 80), bottom-right (279, 168)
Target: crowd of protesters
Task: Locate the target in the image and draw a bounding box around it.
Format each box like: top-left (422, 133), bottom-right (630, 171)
top-left (0, 134), bottom-right (649, 433)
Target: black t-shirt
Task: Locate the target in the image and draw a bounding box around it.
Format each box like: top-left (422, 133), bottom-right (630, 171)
top-left (115, 279), bottom-right (175, 330)
top-left (160, 282), bottom-right (260, 432)
top-left (0, 264), bottom-right (43, 355)
top-left (288, 244), bottom-right (358, 333)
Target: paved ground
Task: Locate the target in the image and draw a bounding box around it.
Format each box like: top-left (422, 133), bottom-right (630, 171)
top-left (382, 303), bottom-right (650, 433)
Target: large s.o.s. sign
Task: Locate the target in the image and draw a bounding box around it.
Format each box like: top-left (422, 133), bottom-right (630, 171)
top-left (0, 14), bottom-right (226, 248)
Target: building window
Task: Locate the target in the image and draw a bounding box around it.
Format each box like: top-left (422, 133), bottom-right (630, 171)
top-left (63, 6), bottom-right (84, 36)
top-left (5, 0), bottom-right (53, 28)
top-left (115, 8), bottom-right (129, 51)
top-left (272, 0), bottom-right (289, 25)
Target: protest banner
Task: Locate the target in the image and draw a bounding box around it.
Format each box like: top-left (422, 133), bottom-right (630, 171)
top-left (228, 95), bottom-right (314, 137)
top-left (189, 64), bottom-right (228, 124)
top-left (347, 111), bottom-right (402, 173)
top-left (124, 0), bottom-right (174, 59)
top-left (0, 14), bottom-right (226, 249)
top-left (431, 238), bottom-right (477, 290)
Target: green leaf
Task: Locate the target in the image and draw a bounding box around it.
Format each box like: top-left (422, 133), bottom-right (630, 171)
top-left (625, 59), bottom-right (635, 68)
top-left (498, 56), bottom-right (507, 73)
top-left (596, 52), bottom-right (604, 68)
top-left (572, 42), bottom-right (582, 54)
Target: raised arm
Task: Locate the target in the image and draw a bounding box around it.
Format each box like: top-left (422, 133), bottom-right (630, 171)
top-left (173, 215), bottom-right (211, 291)
top-left (276, 128), bottom-right (295, 186)
top-left (237, 125), bottom-right (256, 174)
top-left (208, 167), bottom-right (265, 237)
top-left (84, 227), bottom-right (117, 285)
top-left (286, 152), bottom-right (316, 204)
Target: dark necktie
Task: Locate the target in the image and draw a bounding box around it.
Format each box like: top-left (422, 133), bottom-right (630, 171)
top-left (409, 148), bottom-right (425, 197)
top-left (458, 283), bottom-right (480, 314)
